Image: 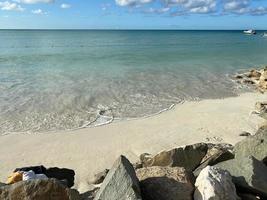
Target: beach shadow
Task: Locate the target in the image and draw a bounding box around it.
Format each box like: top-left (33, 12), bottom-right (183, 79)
top-left (140, 176), bottom-right (193, 200)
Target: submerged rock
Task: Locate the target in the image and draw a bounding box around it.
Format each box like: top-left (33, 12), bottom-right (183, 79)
top-left (94, 155), bottom-right (142, 200)
top-left (0, 179), bottom-right (80, 200)
top-left (242, 79), bottom-right (256, 85)
top-left (136, 166), bottom-right (194, 200)
top-left (216, 156), bottom-right (267, 198)
top-left (194, 166), bottom-right (238, 200)
top-left (141, 143), bottom-right (208, 171)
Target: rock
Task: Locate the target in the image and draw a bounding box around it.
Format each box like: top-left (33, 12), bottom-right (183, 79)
top-left (140, 153), bottom-right (152, 166)
top-left (239, 131), bottom-right (252, 137)
top-left (0, 182), bottom-right (5, 187)
top-left (255, 102), bottom-right (267, 120)
top-left (133, 162), bottom-right (143, 170)
top-left (94, 155), bottom-right (142, 200)
top-left (258, 70), bottom-right (267, 90)
top-left (136, 166), bottom-right (194, 200)
top-left (194, 166), bottom-right (238, 200)
top-left (141, 143), bottom-right (208, 171)
top-left (14, 165), bottom-right (47, 174)
top-left (260, 69), bottom-right (267, 81)
top-left (80, 187), bottom-right (99, 200)
top-left (237, 193), bottom-right (260, 200)
top-left (243, 79), bottom-right (255, 85)
top-left (235, 75), bottom-right (243, 79)
top-left (247, 70), bottom-right (261, 79)
top-left (45, 167), bottom-right (75, 188)
top-left (234, 128), bottom-right (267, 162)
top-left (216, 156), bottom-right (267, 198)
top-left (259, 111), bottom-right (267, 120)
top-left (91, 169), bottom-right (109, 185)
top-left (0, 178), bottom-right (80, 200)
top-left (193, 145), bottom-right (234, 177)
top-left (255, 102), bottom-right (267, 112)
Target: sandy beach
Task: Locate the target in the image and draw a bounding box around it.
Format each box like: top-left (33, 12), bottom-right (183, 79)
top-left (0, 92), bottom-right (266, 192)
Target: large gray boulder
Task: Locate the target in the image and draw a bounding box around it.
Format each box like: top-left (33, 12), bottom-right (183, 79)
top-left (140, 143), bottom-right (208, 171)
top-left (194, 144), bottom-right (234, 177)
top-left (216, 156), bottom-right (267, 198)
top-left (194, 166), bottom-right (238, 200)
top-left (94, 155), bottom-right (142, 200)
top-left (234, 127), bottom-right (267, 162)
top-left (0, 178), bottom-right (80, 200)
top-left (136, 166), bottom-right (194, 200)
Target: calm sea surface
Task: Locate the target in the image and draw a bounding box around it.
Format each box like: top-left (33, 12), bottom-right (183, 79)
top-left (0, 30), bottom-right (267, 134)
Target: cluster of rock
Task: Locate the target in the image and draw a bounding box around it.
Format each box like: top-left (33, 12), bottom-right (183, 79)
top-left (87, 127), bottom-right (267, 200)
top-left (234, 67), bottom-right (267, 92)
top-left (1, 128), bottom-right (267, 200)
top-left (1, 129), bottom-right (267, 200)
top-left (1, 128), bottom-right (266, 200)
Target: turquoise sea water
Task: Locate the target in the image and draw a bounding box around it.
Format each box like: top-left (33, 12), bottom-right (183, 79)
top-left (0, 30), bottom-right (267, 134)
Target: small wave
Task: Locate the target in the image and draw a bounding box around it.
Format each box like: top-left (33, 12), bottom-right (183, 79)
top-left (112, 102), bottom-right (178, 122)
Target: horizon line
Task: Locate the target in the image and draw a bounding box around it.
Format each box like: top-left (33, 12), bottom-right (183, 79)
top-left (0, 28), bottom-right (266, 31)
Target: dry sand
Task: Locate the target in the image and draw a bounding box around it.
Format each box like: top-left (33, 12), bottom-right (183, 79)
top-left (0, 92), bottom-right (266, 192)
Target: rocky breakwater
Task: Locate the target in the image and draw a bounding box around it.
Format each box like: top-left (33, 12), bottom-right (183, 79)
top-left (234, 67), bottom-right (267, 93)
top-left (2, 129), bottom-right (267, 200)
top-left (86, 130), bottom-right (267, 200)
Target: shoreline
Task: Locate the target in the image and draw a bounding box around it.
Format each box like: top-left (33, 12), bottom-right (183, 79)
top-left (0, 91), bottom-right (266, 192)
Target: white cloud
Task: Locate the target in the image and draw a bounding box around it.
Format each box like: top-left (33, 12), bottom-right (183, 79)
top-left (250, 6), bottom-right (267, 15)
top-left (0, 1), bottom-right (24, 11)
top-left (115, 0), bottom-right (154, 7)
top-left (115, 0), bottom-right (267, 16)
top-left (61, 3), bottom-right (70, 9)
top-left (185, 0), bottom-right (216, 13)
top-left (223, 0), bottom-right (249, 12)
top-left (32, 8), bottom-right (47, 14)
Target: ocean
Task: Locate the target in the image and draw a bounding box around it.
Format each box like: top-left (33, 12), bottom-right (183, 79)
top-left (0, 30), bottom-right (267, 134)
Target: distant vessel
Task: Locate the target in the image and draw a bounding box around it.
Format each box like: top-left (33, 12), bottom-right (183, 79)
top-left (243, 29), bottom-right (256, 35)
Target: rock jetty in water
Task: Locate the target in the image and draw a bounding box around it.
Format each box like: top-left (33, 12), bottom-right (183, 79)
top-left (234, 67), bottom-right (267, 93)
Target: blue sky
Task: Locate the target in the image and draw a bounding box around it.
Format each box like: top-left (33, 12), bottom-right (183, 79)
top-left (0, 0), bottom-right (267, 29)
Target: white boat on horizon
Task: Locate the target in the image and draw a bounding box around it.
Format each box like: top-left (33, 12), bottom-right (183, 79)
top-left (243, 29), bottom-right (256, 35)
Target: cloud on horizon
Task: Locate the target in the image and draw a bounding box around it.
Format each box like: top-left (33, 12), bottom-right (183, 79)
top-left (115, 0), bottom-right (267, 16)
top-left (0, 0), bottom-right (267, 16)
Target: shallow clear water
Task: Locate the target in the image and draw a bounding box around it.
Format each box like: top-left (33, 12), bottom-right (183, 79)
top-left (0, 30), bottom-right (267, 134)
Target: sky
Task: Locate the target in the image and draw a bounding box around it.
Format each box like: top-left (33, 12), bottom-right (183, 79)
top-left (0, 0), bottom-right (267, 29)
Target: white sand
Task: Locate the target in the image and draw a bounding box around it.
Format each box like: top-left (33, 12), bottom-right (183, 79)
top-left (0, 92), bottom-right (266, 192)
